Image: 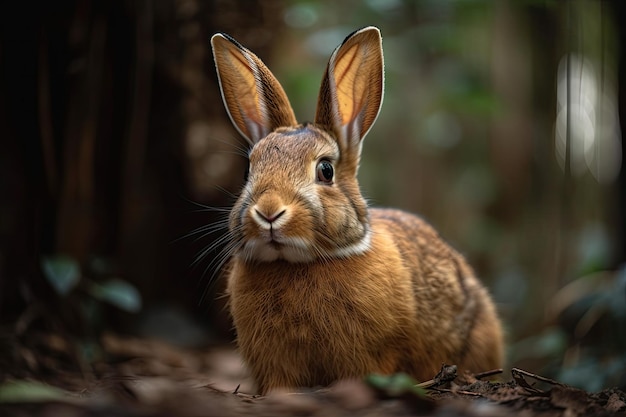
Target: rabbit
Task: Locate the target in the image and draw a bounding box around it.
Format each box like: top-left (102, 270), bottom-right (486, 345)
top-left (210, 26), bottom-right (504, 394)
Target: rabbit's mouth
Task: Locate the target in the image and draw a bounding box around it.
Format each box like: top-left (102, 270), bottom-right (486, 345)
top-left (240, 234), bottom-right (317, 263)
top-left (268, 240), bottom-right (282, 250)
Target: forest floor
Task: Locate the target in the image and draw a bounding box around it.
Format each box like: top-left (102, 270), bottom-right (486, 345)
top-left (1, 332), bottom-right (625, 417)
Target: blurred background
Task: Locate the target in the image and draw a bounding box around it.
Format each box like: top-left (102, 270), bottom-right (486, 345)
top-left (1, 0), bottom-right (625, 392)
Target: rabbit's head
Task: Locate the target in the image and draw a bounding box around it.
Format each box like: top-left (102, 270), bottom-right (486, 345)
top-left (211, 27), bottom-right (383, 263)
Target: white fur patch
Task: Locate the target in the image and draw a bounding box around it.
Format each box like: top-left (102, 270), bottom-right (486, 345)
top-left (298, 185), bottom-right (322, 214)
top-left (329, 228), bottom-right (372, 258)
top-left (242, 240), bottom-right (279, 262)
top-left (241, 231), bottom-right (371, 263)
top-left (281, 246), bottom-right (316, 263)
top-left (241, 236), bottom-right (316, 263)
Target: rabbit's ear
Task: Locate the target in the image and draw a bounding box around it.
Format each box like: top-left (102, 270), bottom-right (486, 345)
top-left (211, 34), bottom-right (297, 144)
top-left (315, 26), bottom-right (384, 154)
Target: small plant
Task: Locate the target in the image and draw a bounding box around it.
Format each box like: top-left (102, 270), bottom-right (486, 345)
top-left (37, 255), bottom-right (142, 364)
top-left (41, 255), bottom-right (141, 313)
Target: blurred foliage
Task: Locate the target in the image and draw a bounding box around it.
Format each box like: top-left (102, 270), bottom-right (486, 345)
top-left (37, 255), bottom-right (141, 364)
top-left (42, 255), bottom-right (142, 314)
top-left (367, 373), bottom-right (427, 398)
top-left (510, 265), bottom-right (626, 391)
top-left (0, 381), bottom-right (69, 404)
top-left (555, 266), bottom-right (626, 390)
top-left (41, 256), bottom-right (81, 297)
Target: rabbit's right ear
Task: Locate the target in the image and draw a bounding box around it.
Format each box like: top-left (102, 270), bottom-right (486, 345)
top-left (315, 27), bottom-right (384, 156)
top-left (211, 34), bottom-right (297, 144)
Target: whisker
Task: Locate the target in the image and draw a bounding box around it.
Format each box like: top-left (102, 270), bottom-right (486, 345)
top-left (212, 148), bottom-right (250, 159)
top-left (173, 220), bottom-right (229, 243)
top-left (192, 231), bottom-right (235, 267)
top-left (190, 206), bottom-right (232, 214)
top-left (198, 237), bottom-right (242, 305)
top-left (213, 185), bottom-right (241, 200)
top-left (180, 196), bottom-right (229, 211)
top-left (210, 136), bottom-right (251, 158)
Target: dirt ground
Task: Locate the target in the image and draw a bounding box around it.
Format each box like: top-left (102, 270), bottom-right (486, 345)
top-left (1, 333), bottom-right (624, 417)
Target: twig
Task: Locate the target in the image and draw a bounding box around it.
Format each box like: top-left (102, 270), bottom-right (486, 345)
top-left (511, 368), bottom-right (567, 387)
top-left (512, 372), bottom-right (544, 395)
top-left (436, 388), bottom-right (483, 397)
top-left (474, 368), bottom-right (503, 380)
top-left (417, 364), bottom-right (457, 389)
top-left (417, 379), bottom-right (437, 389)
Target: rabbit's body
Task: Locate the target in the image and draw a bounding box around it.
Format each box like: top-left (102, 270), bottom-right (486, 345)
top-left (211, 27), bottom-right (504, 394)
top-left (229, 207), bottom-right (502, 393)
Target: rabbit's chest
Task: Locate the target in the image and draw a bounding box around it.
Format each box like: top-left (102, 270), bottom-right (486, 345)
top-left (228, 259), bottom-right (419, 389)
top-left (230, 262), bottom-right (397, 344)
top-left (256, 277), bottom-right (366, 338)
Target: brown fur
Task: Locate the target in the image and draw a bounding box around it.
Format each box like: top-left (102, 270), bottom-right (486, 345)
top-left (211, 27), bottom-right (504, 394)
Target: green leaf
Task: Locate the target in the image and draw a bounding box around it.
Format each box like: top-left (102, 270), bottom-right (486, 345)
top-left (41, 256), bottom-right (81, 296)
top-left (0, 380), bottom-right (68, 403)
top-left (366, 373), bottom-right (427, 397)
top-left (89, 279), bottom-right (142, 313)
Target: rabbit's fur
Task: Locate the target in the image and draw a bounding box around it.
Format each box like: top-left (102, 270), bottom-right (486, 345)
top-left (211, 27), bottom-right (504, 394)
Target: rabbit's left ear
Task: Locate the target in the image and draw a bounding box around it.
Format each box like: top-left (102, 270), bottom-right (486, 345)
top-left (315, 27), bottom-right (384, 153)
top-left (211, 34), bottom-right (297, 144)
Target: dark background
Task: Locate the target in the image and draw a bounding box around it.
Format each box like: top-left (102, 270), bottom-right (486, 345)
top-left (1, 0), bottom-right (625, 391)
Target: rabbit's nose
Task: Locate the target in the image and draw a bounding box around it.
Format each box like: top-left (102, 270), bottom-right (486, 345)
top-left (255, 208), bottom-right (285, 224)
top-left (251, 204), bottom-right (288, 229)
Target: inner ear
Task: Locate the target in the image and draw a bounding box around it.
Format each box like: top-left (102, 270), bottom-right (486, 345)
top-left (314, 27), bottom-right (384, 152)
top-left (211, 33), bottom-right (297, 144)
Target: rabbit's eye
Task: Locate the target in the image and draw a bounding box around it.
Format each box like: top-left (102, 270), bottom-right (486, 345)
top-left (316, 160), bottom-right (334, 184)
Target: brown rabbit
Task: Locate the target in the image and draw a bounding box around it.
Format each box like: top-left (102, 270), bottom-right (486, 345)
top-left (210, 26), bottom-right (504, 394)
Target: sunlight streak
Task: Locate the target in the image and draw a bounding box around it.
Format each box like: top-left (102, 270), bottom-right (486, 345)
top-left (555, 54), bottom-right (622, 183)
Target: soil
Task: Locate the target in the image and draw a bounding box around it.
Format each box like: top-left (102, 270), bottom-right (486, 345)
top-left (1, 333), bottom-right (624, 417)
